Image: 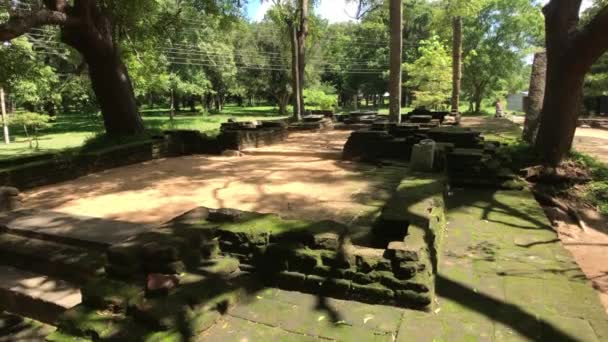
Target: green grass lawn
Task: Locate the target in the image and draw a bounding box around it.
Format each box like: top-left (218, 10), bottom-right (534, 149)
top-left (0, 105), bottom-right (287, 160)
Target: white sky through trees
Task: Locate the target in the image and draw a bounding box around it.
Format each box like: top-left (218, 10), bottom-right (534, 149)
top-left (248, 0), bottom-right (594, 23)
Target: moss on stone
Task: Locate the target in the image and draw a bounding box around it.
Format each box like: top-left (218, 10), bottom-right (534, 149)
top-left (46, 330), bottom-right (93, 342)
top-left (81, 278), bottom-right (144, 311)
top-left (276, 271), bottom-right (307, 291)
top-left (350, 282), bottom-right (394, 303)
top-left (57, 305), bottom-right (143, 340)
top-left (197, 257), bottom-right (240, 276)
top-left (395, 290), bottom-right (432, 308)
top-left (144, 330), bottom-right (183, 342)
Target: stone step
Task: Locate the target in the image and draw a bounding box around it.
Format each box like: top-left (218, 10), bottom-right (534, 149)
top-left (0, 209), bottom-right (152, 251)
top-left (0, 232), bottom-right (106, 285)
top-left (0, 266), bottom-right (81, 325)
top-left (0, 311), bottom-right (56, 341)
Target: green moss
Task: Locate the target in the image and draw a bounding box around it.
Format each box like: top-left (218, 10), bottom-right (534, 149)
top-left (144, 330), bottom-right (183, 342)
top-left (57, 305), bottom-right (138, 340)
top-left (81, 278), bottom-right (144, 311)
top-left (198, 257), bottom-right (240, 276)
top-left (46, 330), bottom-right (93, 342)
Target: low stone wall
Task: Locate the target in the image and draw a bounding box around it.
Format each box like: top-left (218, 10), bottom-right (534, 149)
top-left (0, 138), bottom-right (172, 190)
top-left (0, 125), bottom-right (288, 190)
top-left (218, 121), bottom-right (288, 151)
top-left (343, 126), bottom-right (486, 162)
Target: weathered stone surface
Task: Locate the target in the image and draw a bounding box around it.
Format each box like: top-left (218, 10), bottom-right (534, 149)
top-left (142, 242), bottom-right (180, 262)
top-left (208, 208), bottom-right (248, 223)
top-left (392, 261), bottom-right (417, 279)
top-left (290, 249), bottom-right (320, 272)
top-left (303, 274), bottom-right (325, 292)
top-left (385, 241), bottom-right (420, 262)
top-left (82, 278), bottom-right (144, 311)
top-left (276, 271), bottom-right (306, 291)
top-left (144, 261), bottom-right (186, 275)
top-left (321, 278), bottom-right (351, 297)
top-left (312, 232), bottom-right (340, 250)
top-left (107, 242), bottom-right (142, 265)
top-left (197, 258), bottom-right (240, 276)
top-left (353, 247), bottom-right (385, 273)
top-left (320, 251), bottom-right (352, 269)
top-left (394, 290), bottom-right (431, 308)
top-left (350, 283), bottom-right (394, 303)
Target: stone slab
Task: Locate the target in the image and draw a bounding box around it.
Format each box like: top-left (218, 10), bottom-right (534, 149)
top-left (0, 266), bottom-right (81, 324)
top-left (0, 209), bottom-right (152, 248)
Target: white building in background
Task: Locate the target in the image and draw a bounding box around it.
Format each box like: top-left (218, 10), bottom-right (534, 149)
top-left (507, 91), bottom-right (529, 113)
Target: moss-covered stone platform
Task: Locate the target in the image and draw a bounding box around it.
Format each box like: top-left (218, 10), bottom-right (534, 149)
top-left (199, 188), bottom-right (608, 341)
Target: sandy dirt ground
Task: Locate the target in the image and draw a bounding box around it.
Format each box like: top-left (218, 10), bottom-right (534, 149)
top-left (546, 207), bottom-right (608, 314)
top-left (509, 115), bottom-right (608, 164)
top-left (23, 131), bottom-right (393, 227)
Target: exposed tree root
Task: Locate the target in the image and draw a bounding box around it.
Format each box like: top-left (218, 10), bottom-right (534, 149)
top-left (533, 189), bottom-right (588, 232)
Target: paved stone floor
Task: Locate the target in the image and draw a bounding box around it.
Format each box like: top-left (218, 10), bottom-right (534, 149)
top-left (200, 188), bottom-right (608, 341)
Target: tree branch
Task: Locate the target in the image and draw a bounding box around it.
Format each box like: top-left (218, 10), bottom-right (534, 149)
top-left (570, 5), bottom-right (608, 71)
top-left (0, 10), bottom-right (71, 41)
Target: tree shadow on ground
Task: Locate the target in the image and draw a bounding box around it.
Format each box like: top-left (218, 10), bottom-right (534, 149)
top-left (436, 275), bottom-right (579, 341)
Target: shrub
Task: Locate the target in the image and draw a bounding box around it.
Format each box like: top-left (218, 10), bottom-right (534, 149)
top-left (303, 89), bottom-right (338, 110)
top-left (9, 112), bottom-right (51, 149)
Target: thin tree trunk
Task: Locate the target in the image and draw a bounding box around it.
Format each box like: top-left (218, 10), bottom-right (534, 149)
top-left (451, 16), bottom-right (463, 114)
top-left (523, 51), bottom-right (547, 144)
top-left (0, 87), bottom-right (9, 144)
top-left (388, 0), bottom-right (403, 123)
top-left (290, 21), bottom-right (302, 121)
top-left (169, 88), bottom-right (175, 121)
top-left (297, 0), bottom-right (308, 116)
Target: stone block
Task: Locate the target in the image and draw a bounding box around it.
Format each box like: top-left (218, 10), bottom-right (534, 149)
top-left (321, 278), bottom-right (351, 298)
top-left (82, 278), bottom-right (144, 311)
top-left (312, 232), bottom-right (340, 250)
top-left (290, 249), bottom-right (320, 272)
top-left (276, 271), bottom-right (306, 291)
top-left (197, 258), bottom-right (240, 276)
top-left (350, 283), bottom-right (394, 303)
top-left (353, 247), bottom-right (385, 273)
top-left (144, 261), bottom-right (186, 275)
top-left (142, 242), bottom-right (180, 262)
top-left (304, 274), bottom-right (326, 292)
top-left (107, 242), bottom-right (142, 265)
top-left (385, 241), bottom-right (420, 262)
top-left (392, 261), bottom-right (417, 280)
top-left (394, 290), bottom-right (431, 308)
top-left (321, 251), bottom-right (351, 269)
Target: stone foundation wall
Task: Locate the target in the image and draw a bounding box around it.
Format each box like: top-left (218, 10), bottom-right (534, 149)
top-left (157, 200), bottom-right (448, 310)
top-left (218, 128), bottom-right (288, 151)
top-left (0, 125), bottom-right (288, 190)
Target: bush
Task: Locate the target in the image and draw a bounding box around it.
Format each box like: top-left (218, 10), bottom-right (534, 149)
top-left (303, 89), bottom-right (337, 110)
top-left (9, 112), bottom-right (51, 149)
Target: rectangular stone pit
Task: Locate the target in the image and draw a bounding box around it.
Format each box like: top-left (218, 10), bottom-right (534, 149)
top-left (153, 170), bottom-right (447, 311)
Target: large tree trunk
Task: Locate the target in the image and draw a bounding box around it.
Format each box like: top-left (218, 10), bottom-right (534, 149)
top-left (388, 0), bottom-right (403, 123)
top-left (0, 0), bottom-right (144, 137)
top-left (536, 1), bottom-right (608, 165)
top-left (297, 0), bottom-right (308, 116)
top-left (522, 51), bottom-right (547, 144)
top-left (290, 21), bottom-right (302, 121)
top-left (451, 16), bottom-right (463, 114)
